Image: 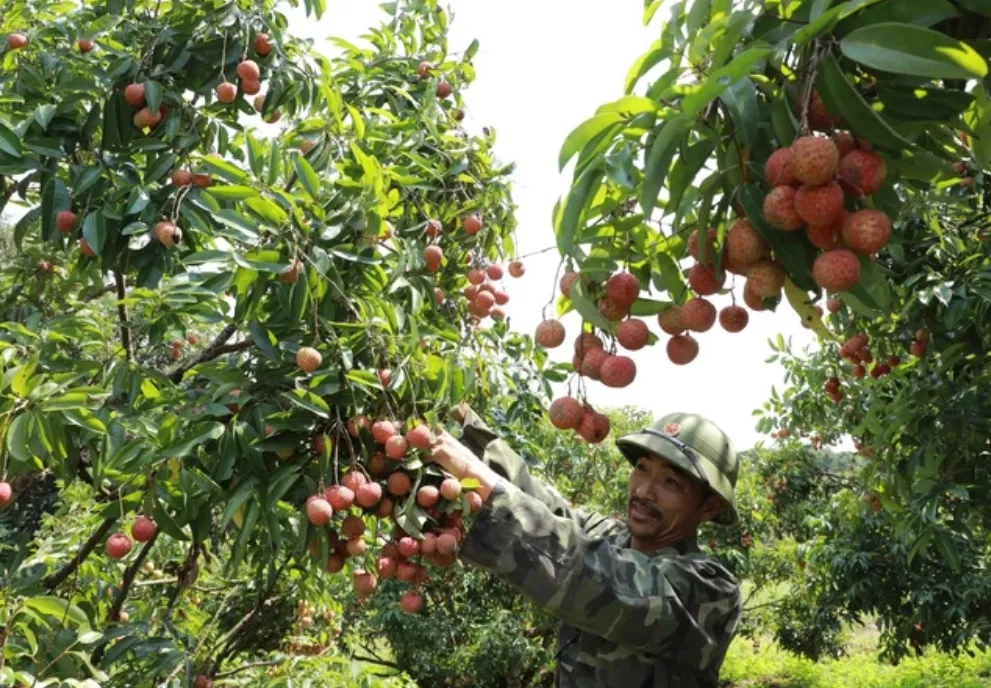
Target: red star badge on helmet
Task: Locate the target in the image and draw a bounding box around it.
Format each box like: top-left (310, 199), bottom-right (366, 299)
top-left (664, 422), bottom-right (680, 436)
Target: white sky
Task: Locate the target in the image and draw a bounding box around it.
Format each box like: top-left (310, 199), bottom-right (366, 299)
top-left (286, 0), bottom-right (821, 450)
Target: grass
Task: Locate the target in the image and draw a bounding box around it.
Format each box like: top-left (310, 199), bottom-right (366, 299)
top-left (721, 626), bottom-right (991, 688)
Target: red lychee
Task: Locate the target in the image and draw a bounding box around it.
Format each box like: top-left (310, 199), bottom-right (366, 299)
top-left (436, 532), bottom-right (459, 555)
top-left (790, 136), bottom-right (839, 186)
top-left (0, 481), bottom-right (12, 508)
top-left (341, 471), bottom-right (368, 493)
top-left (605, 272), bottom-right (641, 309)
top-left (341, 515), bottom-right (365, 539)
top-left (371, 420), bottom-right (396, 444)
top-left (688, 263), bottom-right (725, 296)
top-left (842, 209), bottom-right (891, 254)
top-left (574, 332), bottom-right (604, 356)
top-left (616, 318), bottom-right (650, 351)
top-left (681, 298), bottom-right (716, 332)
top-left (400, 591), bottom-right (423, 614)
top-left (348, 415), bottom-right (371, 437)
top-left (827, 297), bottom-right (843, 313)
top-left (577, 409), bottom-right (610, 444)
top-left (549, 397), bottom-right (584, 430)
top-left (105, 533), bottom-right (132, 559)
top-left (355, 482), bottom-right (382, 507)
top-left (486, 264), bottom-right (503, 280)
top-left (725, 218), bottom-right (769, 267)
top-left (600, 355), bottom-right (636, 388)
top-left (794, 181), bottom-right (844, 226)
top-left (832, 131), bottom-right (856, 159)
top-left (763, 186), bottom-right (804, 231)
top-left (579, 347), bottom-right (609, 380)
top-left (667, 334), bottom-right (699, 365)
top-left (131, 516), bottom-right (157, 542)
top-left (509, 260), bottom-right (525, 277)
top-left (405, 424), bottom-right (432, 450)
top-left (765, 148), bottom-right (798, 186)
top-left (306, 496), bottom-right (334, 525)
top-left (326, 485), bottom-right (355, 510)
top-left (474, 291), bottom-right (495, 311)
top-left (559, 271), bottom-right (581, 297)
top-left (417, 485), bottom-right (440, 508)
top-left (598, 297), bottom-right (629, 321)
top-left (745, 259), bottom-right (786, 298)
top-left (657, 306), bottom-right (685, 335)
top-left (467, 491), bottom-right (484, 512)
top-left (688, 227), bottom-right (719, 266)
top-left (423, 245), bottom-right (443, 272)
top-left (806, 221), bottom-right (842, 250)
top-left (535, 319), bottom-right (566, 348)
top-left (812, 249), bottom-right (861, 292)
top-left (440, 477), bottom-right (462, 501)
top-left (468, 268), bottom-right (485, 285)
top-left (807, 90), bottom-right (842, 131)
top-left (387, 472), bottom-right (412, 498)
top-left (718, 305), bottom-right (749, 333)
top-left (839, 150), bottom-right (887, 196)
top-left (353, 570), bottom-right (377, 601)
top-left (385, 435), bottom-right (408, 459)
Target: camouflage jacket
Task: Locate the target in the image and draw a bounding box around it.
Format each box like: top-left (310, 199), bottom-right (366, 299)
top-left (456, 409), bottom-right (742, 688)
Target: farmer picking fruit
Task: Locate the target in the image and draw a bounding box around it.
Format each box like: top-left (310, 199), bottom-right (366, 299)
top-left (428, 404), bottom-right (742, 687)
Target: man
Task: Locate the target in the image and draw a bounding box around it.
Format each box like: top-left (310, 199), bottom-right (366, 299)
top-left (428, 405), bottom-right (742, 688)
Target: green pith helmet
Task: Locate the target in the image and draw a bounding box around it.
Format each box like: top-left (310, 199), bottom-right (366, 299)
top-left (616, 412), bottom-right (739, 525)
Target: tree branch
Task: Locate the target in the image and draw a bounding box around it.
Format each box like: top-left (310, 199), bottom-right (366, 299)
top-left (85, 283), bottom-right (117, 301)
top-left (43, 517), bottom-right (118, 591)
top-left (167, 324), bottom-right (252, 383)
top-left (352, 653), bottom-right (400, 670)
top-left (215, 660), bottom-right (281, 679)
top-left (113, 270), bottom-right (131, 361)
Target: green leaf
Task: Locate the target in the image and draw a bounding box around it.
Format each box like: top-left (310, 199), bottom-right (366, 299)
top-left (153, 502), bottom-right (188, 540)
top-left (841, 23), bottom-right (988, 79)
top-left (719, 77), bottom-right (759, 150)
top-left (282, 389), bottom-right (330, 418)
top-left (23, 597), bottom-right (90, 628)
top-left (843, 256), bottom-right (891, 313)
top-left (837, 0), bottom-right (960, 34)
top-left (555, 164), bottom-right (602, 257)
top-left (0, 121), bottom-right (23, 157)
top-left (641, 115), bottom-right (692, 218)
top-left (221, 478), bottom-right (259, 529)
top-left (33, 104), bottom-right (56, 130)
top-left (145, 153), bottom-right (176, 185)
top-left (935, 531), bottom-right (961, 573)
top-left (817, 53), bottom-right (916, 153)
top-left (75, 166), bottom-right (102, 196)
top-left (680, 48), bottom-right (771, 116)
top-left (82, 211), bottom-right (106, 256)
top-left (292, 153), bottom-right (320, 198)
top-left (6, 413), bottom-right (30, 463)
top-left (206, 185), bottom-right (259, 201)
top-left (61, 408), bottom-right (107, 434)
top-left (789, 0), bottom-right (883, 45)
top-left (245, 196), bottom-right (288, 226)
top-left (201, 155), bottom-right (252, 184)
top-left (248, 321), bottom-right (279, 360)
top-left (558, 113), bottom-right (625, 171)
top-left (41, 177), bottom-right (70, 242)
top-left (143, 80), bottom-right (163, 113)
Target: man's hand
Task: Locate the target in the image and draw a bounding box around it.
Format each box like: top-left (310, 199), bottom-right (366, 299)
top-left (429, 428), bottom-right (502, 501)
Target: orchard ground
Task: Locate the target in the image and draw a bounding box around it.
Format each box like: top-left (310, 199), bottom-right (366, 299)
top-left (281, 0), bottom-right (821, 450)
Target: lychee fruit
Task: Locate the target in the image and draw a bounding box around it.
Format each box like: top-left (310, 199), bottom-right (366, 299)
top-left (296, 346), bottom-right (322, 373)
top-left (574, 332), bottom-right (603, 356)
top-left (306, 496), bottom-right (334, 525)
top-left (838, 150), bottom-right (887, 196)
top-left (745, 259), bottom-right (786, 298)
top-left (215, 81), bottom-right (237, 103)
top-left (807, 90), bottom-right (842, 131)
top-left (535, 319), bottom-right (566, 348)
top-left (579, 347), bottom-right (609, 380)
top-left (341, 471), bottom-right (368, 494)
top-left (790, 136), bottom-right (839, 186)
top-left (549, 397), bottom-right (584, 430)
top-left (0, 481), bottom-right (11, 507)
top-left (667, 334), bottom-right (699, 364)
top-left (688, 263), bottom-right (725, 296)
top-left (812, 249), bottom-right (861, 292)
top-left (600, 355), bottom-right (636, 388)
top-left (371, 420), bottom-right (396, 444)
top-left (474, 291), bottom-right (496, 311)
top-left (462, 212), bottom-right (483, 235)
top-left (440, 477), bottom-right (462, 501)
top-left (841, 209), bottom-right (891, 254)
top-left (105, 533), bottom-right (133, 559)
top-left (681, 298), bottom-right (716, 332)
top-left (405, 424), bottom-right (432, 450)
top-left (806, 222), bottom-right (842, 250)
top-left (376, 555), bottom-right (398, 579)
top-left (577, 409), bottom-right (610, 443)
top-left (794, 181), bottom-right (844, 226)
top-left (124, 83), bottom-right (146, 107)
top-left (486, 264), bottom-right (503, 280)
top-left (616, 318), bottom-right (650, 351)
top-left (468, 268), bottom-right (485, 285)
top-left (56, 210), bottom-right (76, 233)
top-left (598, 297), bottom-right (628, 321)
top-left (435, 532), bottom-right (459, 555)
top-left (423, 245), bottom-right (443, 272)
top-left (832, 131), bottom-right (856, 158)
top-left (657, 307), bottom-right (686, 335)
top-left (237, 59), bottom-right (260, 81)
top-left (910, 341), bottom-right (926, 357)
top-left (719, 306), bottom-right (749, 333)
top-left (467, 491), bottom-right (483, 512)
top-left (605, 272), bottom-right (640, 309)
top-left (131, 516), bottom-right (157, 542)
top-left (385, 435), bottom-right (408, 459)
top-left (355, 482), bottom-right (382, 507)
top-left (763, 186), bottom-right (804, 231)
top-left (326, 485), bottom-right (355, 510)
top-left (348, 415), bottom-right (371, 437)
top-left (688, 227), bottom-right (718, 265)
top-left (509, 260), bottom-right (525, 277)
top-left (353, 570), bottom-right (377, 601)
top-left (765, 148), bottom-right (798, 186)
top-left (743, 283), bottom-right (768, 310)
top-left (827, 297), bottom-right (843, 313)
top-left (341, 515), bottom-right (365, 540)
top-left (725, 218), bottom-right (769, 267)
top-left (327, 553), bottom-right (346, 573)
top-left (416, 485), bottom-right (440, 508)
top-left (400, 591), bottom-right (423, 614)
top-left (559, 271), bottom-right (581, 297)
top-left (437, 80), bottom-right (453, 99)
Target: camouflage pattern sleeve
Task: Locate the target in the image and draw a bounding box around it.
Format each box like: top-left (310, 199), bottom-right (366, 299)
top-left (455, 406), bottom-right (605, 531)
top-left (459, 480), bottom-right (742, 657)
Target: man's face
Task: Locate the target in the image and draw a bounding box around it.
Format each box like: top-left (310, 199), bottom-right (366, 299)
top-left (626, 454), bottom-right (719, 548)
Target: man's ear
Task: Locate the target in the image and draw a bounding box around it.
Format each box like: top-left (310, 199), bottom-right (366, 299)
top-left (700, 494), bottom-right (726, 523)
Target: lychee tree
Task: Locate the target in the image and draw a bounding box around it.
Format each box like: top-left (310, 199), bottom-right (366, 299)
top-left (0, 0), bottom-right (567, 683)
top-left (530, 0), bottom-right (991, 442)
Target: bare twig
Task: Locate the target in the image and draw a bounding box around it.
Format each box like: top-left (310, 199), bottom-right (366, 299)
top-left (85, 283), bottom-right (117, 301)
top-left (215, 660), bottom-right (281, 679)
top-left (352, 653), bottom-right (400, 670)
top-left (113, 270), bottom-right (132, 361)
top-left (167, 324), bottom-right (252, 383)
top-left (44, 517), bottom-right (118, 591)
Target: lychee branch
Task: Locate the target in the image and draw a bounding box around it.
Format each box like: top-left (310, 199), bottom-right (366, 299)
top-left (43, 516), bottom-right (118, 591)
top-left (167, 324), bottom-right (252, 383)
top-left (114, 270), bottom-right (132, 362)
